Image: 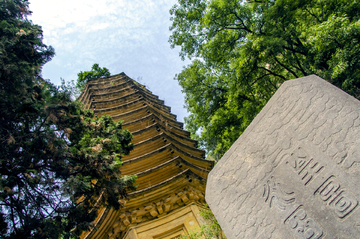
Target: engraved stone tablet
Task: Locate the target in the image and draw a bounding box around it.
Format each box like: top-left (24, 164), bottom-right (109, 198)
top-left (206, 75), bottom-right (360, 239)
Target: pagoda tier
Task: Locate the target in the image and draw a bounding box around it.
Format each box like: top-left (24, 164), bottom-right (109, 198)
top-left (78, 73), bottom-right (214, 239)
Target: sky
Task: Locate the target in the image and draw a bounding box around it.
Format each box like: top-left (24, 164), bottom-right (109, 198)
top-left (29, 0), bottom-right (190, 123)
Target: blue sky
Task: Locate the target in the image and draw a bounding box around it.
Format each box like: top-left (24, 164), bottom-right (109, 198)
top-left (29, 0), bottom-right (190, 123)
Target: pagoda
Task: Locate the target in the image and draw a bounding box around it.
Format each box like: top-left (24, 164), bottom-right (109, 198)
top-left (77, 73), bottom-right (214, 239)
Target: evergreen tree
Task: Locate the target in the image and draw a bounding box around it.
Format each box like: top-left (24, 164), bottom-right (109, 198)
top-left (0, 1), bottom-right (136, 238)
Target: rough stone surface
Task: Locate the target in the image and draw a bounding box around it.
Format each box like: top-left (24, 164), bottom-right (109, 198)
top-left (206, 75), bottom-right (360, 239)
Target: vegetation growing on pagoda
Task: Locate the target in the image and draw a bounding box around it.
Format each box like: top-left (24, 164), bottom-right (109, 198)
top-left (0, 1), bottom-right (135, 238)
top-left (180, 204), bottom-right (226, 239)
top-left (76, 63), bottom-right (111, 91)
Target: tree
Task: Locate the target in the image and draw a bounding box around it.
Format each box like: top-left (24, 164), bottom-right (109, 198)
top-left (169, 0), bottom-right (360, 157)
top-left (76, 63), bottom-right (111, 90)
top-left (0, 1), bottom-right (135, 238)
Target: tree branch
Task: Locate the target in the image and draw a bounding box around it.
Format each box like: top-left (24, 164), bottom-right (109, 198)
top-left (258, 66), bottom-right (288, 81)
top-left (272, 55), bottom-right (299, 78)
top-left (305, 7), bottom-right (321, 23)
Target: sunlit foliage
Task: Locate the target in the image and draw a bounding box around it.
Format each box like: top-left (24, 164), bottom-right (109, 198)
top-left (170, 0), bottom-right (360, 157)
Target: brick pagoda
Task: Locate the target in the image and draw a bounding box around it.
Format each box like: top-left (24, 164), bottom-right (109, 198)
top-left (78, 73), bottom-right (213, 239)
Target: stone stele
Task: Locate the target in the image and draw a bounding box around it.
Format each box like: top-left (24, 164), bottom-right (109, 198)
top-left (206, 75), bottom-right (360, 239)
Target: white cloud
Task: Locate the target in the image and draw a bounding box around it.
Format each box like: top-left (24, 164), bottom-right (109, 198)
top-left (29, 0), bottom-right (167, 33)
top-left (30, 0), bottom-right (120, 25)
top-left (29, 0), bottom-right (172, 49)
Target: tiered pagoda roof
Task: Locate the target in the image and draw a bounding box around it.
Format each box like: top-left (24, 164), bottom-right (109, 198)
top-left (78, 73), bottom-right (214, 239)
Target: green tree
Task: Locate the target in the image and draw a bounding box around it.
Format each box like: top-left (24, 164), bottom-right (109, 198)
top-left (0, 1), bottom-right (135, 238)
top-left (169, 0), bottom-right (360, 157)
top-left (76, 63), bottom-right (111, 90)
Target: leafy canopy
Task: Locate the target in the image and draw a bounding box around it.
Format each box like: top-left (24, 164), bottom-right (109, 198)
top-left (0, 1), bottom-right (135, 238)
top-left (76, 63), bottom-right (111, 90)
top-left (169, 0), bottom-right (360, 158)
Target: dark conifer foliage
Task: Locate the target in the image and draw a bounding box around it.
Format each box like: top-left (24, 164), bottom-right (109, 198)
top-left (0, 1), bottom-right (136, 238)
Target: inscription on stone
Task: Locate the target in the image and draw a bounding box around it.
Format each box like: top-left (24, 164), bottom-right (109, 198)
top-left (315, 176), bottom-right (358, 219)
top-left (263, 177), bottom-right (295, 214)
top-left (287, 147), bottom-right (324, 186)
top-left (263, 177), bottom-right (323, 239)
top-left (284, 145), bottom-right (359, 220)
top-left (285, 206), bottom-right (323, 239)
top-left (206, 75), bottom-right (360, 238)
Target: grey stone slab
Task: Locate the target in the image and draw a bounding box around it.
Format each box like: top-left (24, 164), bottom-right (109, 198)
top-left (206, 75), bottom-right (360, 239)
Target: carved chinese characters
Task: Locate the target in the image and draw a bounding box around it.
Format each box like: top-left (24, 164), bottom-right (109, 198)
top-left (206, 75), bottom-right (360, 238)
top-left (315, 176), bottom-right (358, 219)
top-left (263, 177), bottom-right (324, 239)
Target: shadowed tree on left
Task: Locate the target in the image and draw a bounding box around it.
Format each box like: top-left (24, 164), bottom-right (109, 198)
top-left (0, 1), bottom-right (136, 238)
